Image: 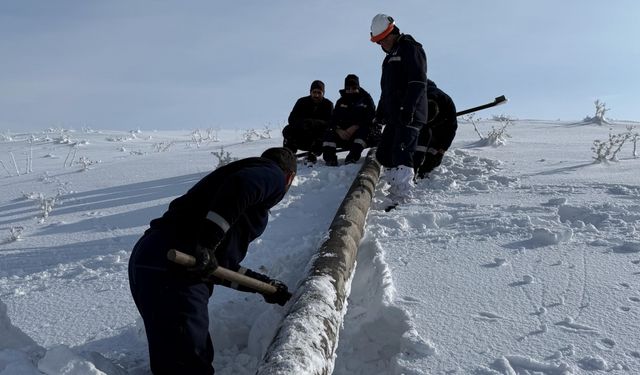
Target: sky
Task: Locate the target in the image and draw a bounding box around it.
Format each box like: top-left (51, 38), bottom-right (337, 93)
top-left (1, 0), bottom-right (639, 131)
top-left (1, 119), bottom-right (639, 373)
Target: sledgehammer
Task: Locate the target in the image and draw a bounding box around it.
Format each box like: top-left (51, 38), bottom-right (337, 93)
top-left (167, 249), bottom-right (277, 294)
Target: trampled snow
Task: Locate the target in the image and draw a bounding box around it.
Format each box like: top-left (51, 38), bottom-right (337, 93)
top-left (1, 119), bottom-right (639, 374)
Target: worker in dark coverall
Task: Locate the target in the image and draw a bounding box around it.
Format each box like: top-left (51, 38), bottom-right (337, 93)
top-left (370, 14), bottom-right (428, 201)
top-left (322, 74), bottom-right (377, 166)
top-left (128, 147), bottom-right (297, 374)
top-left (414, 79), bottom-right (458, 179)
top-left (282, 80), bottom-right (334, 163)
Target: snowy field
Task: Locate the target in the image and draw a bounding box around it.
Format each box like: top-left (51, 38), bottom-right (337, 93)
top-left (1, 118), bottom-right (639, 374)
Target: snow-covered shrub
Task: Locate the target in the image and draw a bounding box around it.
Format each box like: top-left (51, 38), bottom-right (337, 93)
top-left (241, 126), bottom-right (272, 142)
top-left (0, 131), bottom-right (13, 141)
top-left (129, 129), bottom-right (142, 138)
top-left (24, 192), bottom-right (62, 222)
top-left (486, 117), bottom-right (513, 146)
top-left (77, 156), bottom-right (100, 171)
top-left (53, 133), bottom-right (76, 145)
top-left (492, 114), bottom-right (516, 122)
top-left (583, 99), bottom-right (611, 125)
top-left (464, 114), bottom-right (513, 147)
top-left (190, 128), bottom-right (219, 148)
top-left (628, 125), bottom-right (639, 158)
top-left (591, 128), bottom-right (634, 162)
top-left (152, 141), bottom-right (175, 153)
top-left (6, 226), bottom-right (25, 243)
top-left (81, 126), bottom-right (100, 134)
top-left (462, 114), bottom-right (484, 140)
top-left (106, 135), bottom-right (135, 142)
top-left (211, 146), bottom-right (237, 168)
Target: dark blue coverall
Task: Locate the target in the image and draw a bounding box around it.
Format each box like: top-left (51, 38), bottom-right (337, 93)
top-left (128, 157), bottom-right (287, 374)
top-left (375, 34), bottom-right (428, 169)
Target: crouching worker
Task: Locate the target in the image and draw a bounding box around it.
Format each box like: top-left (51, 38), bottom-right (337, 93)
top-left (282, 80), bottom-right (334, 163)
top-left (322, 74), bottom-right (377, 166)
top-left (414, 79), bottom-right (458, 179)
top-left (128, 147), bottom-right (297, 375)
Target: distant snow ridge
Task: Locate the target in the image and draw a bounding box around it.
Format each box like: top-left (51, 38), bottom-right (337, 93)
top-left (333, 238), bottom-right (435, 375)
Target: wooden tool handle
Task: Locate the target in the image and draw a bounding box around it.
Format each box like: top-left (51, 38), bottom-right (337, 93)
top-left (167, 249), bottom-right (277, 294)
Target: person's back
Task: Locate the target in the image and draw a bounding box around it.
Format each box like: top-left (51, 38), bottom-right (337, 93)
top-left (414, 79), bottom-right (458, 179)
top-left (282, 80), bottom-right (334, 163)
top-left (128, 147), bottom-right (297, 374)
top-left (149, 157), bottom-right (287, 269)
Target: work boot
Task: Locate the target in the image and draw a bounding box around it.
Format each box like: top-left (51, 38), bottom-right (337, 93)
top-left (386, 166), bottom-right (415, 201)
top-left (345, 144), bottom-right (364, 165)
top-left (322, 147), bottom-right (338, 166)
top-left (283, 138), bottom-right (297, 154)
top-left (305, 152), bottom-right (318, 164)
top-left (417, 154), bottom-right (443, 178)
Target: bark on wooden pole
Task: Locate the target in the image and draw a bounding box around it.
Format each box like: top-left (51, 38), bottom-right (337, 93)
top-left (256, 149), bottom-right (381, 375)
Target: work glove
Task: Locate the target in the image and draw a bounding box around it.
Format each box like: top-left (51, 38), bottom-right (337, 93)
top-left (188, 244), bottom-right (219, 278)
top-left (189, 217), bottom-right (226, 277)
top-left (262, 279), bottom-right (292, 306)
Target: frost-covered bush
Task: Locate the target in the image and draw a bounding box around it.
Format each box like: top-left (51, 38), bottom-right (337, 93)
top-left (464, 114), bottom-right (513, 147)
top-left (241, 125), bottom-right (272, 142)
top-left (190, 128), bottom-right (219, 148)
top-left (77, 156), bottom-right (100, 171)
top-left (211, 146), bottom-right (237, 168)
top-left (7, 226), bottom-right (24, 243)
top-left (23, 192), bottom-right (63, 222)
top-left (0, 131), bottom-right (14, 141)
top-left (583, 99), bottom-right (611, 125)
top-left (152, 141), bottom-right (175, 153)
top-left (591, 127), bottom-right (636, 162)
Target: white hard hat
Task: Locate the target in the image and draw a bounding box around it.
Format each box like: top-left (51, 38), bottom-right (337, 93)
top-left (370, 14), bottom-right (395, 43)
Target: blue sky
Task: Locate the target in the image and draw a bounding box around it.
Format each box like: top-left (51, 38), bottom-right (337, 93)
top-left (1, 1), bottom-right (638, 131)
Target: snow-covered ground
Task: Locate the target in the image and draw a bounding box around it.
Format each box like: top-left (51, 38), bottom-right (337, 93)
top-left (1, 119), bottom-right (639, 374)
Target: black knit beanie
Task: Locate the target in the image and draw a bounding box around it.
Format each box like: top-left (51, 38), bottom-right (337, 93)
top-left (310, 80), bottom-right (325, 93)
top-left (344, 74), bottom-right (360, 89)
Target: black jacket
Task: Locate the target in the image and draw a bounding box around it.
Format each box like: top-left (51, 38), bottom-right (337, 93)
top-left (376, 34), bottom-right (428, 126)
top-left (150, 157), bottom-right (287, 269)
top-left (331, 88), bottom-right (376, 131)
top-left (288, 96), bottom-right (334, 129)
top-left (425, 79), bottom-right (458, 150)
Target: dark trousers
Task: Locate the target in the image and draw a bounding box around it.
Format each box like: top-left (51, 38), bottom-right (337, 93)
top-left (282, 122), bottom-right (327, 155)
top-left (129, 230), bottom-right (215, 374)
top-left (375, 121), bottom-right (423, 168)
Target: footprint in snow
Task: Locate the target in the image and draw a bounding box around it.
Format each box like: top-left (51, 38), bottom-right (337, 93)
top-left (481, 257), bottom-right (508, 268)
top-left (509, 275), bottom-right (535, 287)
top-left (555, 317), bottom-right (598, 333)
top-left (598, 338), bottom-right (616, 350)
top-left (629, 296), bottom-right (640, 303)
top-left (619, 306), bottom-right (631, 312)
top-left (475, 312), bottom-right (505, 321)
top-left (399, 295), bottom-right (421, 305)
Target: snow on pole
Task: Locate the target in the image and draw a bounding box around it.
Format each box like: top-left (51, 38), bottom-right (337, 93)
top-left (257, 149), bottom-right (381, 375)
top-left (9, 152), bottom-right (20, 175)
